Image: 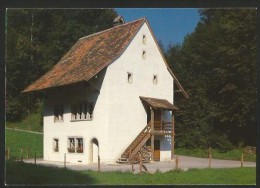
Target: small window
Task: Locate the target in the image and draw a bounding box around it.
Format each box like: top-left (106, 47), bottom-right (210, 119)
top-left (127, 72), bottom-right (133, 83)
top-left (142, 50), bottom-right (146, 59)
top-left (67, 137), bottom-right (84, 153)
top-left (54, 105), bottom-right (63, 122)
top-left (71, 102), bottom-right (94, 121)
top-left (76, 138), bottom-right (83, 153)
top-left (142, 34), bottom-right (146, 44)
top-left (53, 138), bottom-right (59, 152)
top-left (68, 138), bottom-right (75, 153)
top-left (153, 75), bottom-right (158, 84)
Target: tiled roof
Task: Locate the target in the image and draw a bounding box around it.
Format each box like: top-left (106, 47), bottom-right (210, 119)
top-left (140, 96), bottom-right (179, 111)
top-left (22, 18), bottom-right (146, 93)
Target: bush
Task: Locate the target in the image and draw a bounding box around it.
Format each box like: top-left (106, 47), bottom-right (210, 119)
top-left (209, 133), bottom-right (234, 152)
top-left (6, 97), bottom-right (26, 122)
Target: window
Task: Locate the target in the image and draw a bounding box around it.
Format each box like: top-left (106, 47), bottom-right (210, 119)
top-left (127, 72), bottom-right (133, 83)
top-left (71, 102), bottom-right (94, 121)
top-left (142, 34), bottom-right (147, 44)
top-left (142, 50), bottom-right (146, 59)
top-left (53, 138), bottom-right (59, 152)
top-left (153, 75), bottom-right (158, 84)
top-left (67, 137), bottom-right (83, 153)
top-left (54, 105), bottom-right (63, 122)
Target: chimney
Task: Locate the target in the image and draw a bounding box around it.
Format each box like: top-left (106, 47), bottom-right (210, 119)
top-left (113, 16), bottom-right (125, 26)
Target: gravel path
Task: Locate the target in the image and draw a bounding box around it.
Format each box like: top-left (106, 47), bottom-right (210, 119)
top-left (6, 127), bottom-right (43, 134)
top-left (23, 155), bottom-right (256, 174)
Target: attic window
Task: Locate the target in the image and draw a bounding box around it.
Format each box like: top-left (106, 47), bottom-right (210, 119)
top-left (142, 50), bottom-right (146, 59)
top-left (142, 34), bottom-right (147, 44)
top-left (127, 72), bottom-right (133, 83)
top-left (153, 75), bottom-right (158, 84)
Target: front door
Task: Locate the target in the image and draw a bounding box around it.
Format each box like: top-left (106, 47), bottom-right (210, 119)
top-left (147, 139), bottom-right (160, 161)
top-left (154, 140), bottom-right (160, 161)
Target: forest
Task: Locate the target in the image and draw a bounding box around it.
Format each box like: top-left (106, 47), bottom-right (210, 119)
top-left (6, 9), bottom-right (257, 150)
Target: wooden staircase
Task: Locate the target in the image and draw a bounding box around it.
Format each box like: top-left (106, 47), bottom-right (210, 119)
top-left (117, 122), bottom-right (151, 164)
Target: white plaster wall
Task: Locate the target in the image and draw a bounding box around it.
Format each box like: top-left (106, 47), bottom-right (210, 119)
top-left (105, 22), bottom-right (174, 161)
top-left (43, 69), bottom-right (110, 164)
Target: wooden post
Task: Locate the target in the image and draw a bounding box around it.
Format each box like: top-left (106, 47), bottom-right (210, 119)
top-left (34, 152), bottom-right (36, 164)
top-left (208, 147), bottom-right (211, 157)
top-left (26, 148), bottom-right (29, 159)
top-left (241, 153), bottom-right (244, 167)
top-left (139, 154), bottom-right (142, 175)
top-left (175, 156), bottom-right (179, 170)
top-left (208, 154), bottom-right (212, 168)
top-left (20, 148), bottom-right (23, 162)
top-left (171, 112), bottom-right (175, 160)
top-left (28, 148), bottom-right (30, 159)
top-left (7, 147), bottom-right (10, 160)
top-left (64, 153), bottom-right (66, 168)
top-left (98, 155), bottom-right (100, 172)
top-left (150, 107), bottom-right (154, 162)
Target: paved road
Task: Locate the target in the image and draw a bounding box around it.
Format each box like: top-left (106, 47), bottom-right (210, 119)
top-left (23, 155), bottom-right (256, 174)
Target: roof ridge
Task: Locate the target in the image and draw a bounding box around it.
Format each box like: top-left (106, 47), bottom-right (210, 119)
top-left (79, 17), bottom-right (146, 41)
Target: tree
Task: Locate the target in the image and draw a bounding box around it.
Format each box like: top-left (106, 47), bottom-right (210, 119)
top-left (166, 9), bottom-right (257, 149)
top-left (6, 9), bottom-right (117, 121)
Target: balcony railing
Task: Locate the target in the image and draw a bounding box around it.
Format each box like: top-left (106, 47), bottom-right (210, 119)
top-left (153, 121), bottom-right (172, 134)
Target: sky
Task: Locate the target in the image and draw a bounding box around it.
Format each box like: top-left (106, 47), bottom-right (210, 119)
top-left (115, 8), bottom-right (201, 48)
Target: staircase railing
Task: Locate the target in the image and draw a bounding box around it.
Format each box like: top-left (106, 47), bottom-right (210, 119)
top-left (122, 121), bottom-right (151, 157)
top-left (129, 132), bottom-right (151, 159)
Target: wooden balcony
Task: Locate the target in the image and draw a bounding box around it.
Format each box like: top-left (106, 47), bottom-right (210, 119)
top-left (154, 121), bottom-right (173, 135)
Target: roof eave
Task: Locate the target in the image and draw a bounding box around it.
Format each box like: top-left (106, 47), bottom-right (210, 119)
top-left (21, 18), bottom-right (146, 94)
top-left (144, 19), bottom-right (189, 99)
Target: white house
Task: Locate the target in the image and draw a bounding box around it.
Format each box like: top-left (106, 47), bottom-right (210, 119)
top-left (23, 17), bottom-right (188, 164)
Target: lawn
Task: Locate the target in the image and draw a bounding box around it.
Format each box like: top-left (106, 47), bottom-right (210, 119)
top-left (5, 129), bottom-right (43, 159)
top-left (5, 160), bottom-right (256, 185)
top-left (175, 147), bottom-right (256, 162)
top-left (6, 112), bottom-right (43, 132)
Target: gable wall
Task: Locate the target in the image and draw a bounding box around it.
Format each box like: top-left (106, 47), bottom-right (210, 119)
top-left (105, 22), bottom-right (174, 161)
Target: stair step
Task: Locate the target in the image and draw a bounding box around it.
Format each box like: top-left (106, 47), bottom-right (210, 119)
top-left (116, 159), bottom-right (150, 164)
top-left (116, 160), bottom-right (130, 164)
top-left (118, 158), bottom-right (128, 162)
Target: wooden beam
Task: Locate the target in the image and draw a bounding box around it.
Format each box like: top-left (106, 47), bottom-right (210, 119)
top-left (150, 107), bottom-right (154, 162)
top-left (88, 81), bottom-right (100, 92)
top-left (171, 111), bottom-right (175, 160)
top-left (154, 131), bottom-right (172, 136)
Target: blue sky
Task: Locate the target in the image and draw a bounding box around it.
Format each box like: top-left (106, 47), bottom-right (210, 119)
top-left (115, 8), bottom-right (201, 48)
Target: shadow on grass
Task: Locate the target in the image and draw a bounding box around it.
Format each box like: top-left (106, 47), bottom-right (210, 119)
top-left (5, 160), bottom-right (97, 185)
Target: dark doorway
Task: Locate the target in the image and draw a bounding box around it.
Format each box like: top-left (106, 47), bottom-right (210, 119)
top-left (146, 139), bottom-right (160, 161)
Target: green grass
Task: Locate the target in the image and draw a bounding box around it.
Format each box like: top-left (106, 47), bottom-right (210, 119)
top-left (5, 160), bottom-right (256, 185)
top-left (175, 148), bottom-right (256, 162)
top-left (5, 129), bottom-right (43, 159)
top-left (6, 112), bottom-right (43, 132)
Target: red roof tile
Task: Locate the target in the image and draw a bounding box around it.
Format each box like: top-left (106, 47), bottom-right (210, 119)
top-left (22, 18), bottom-right (145, 93)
